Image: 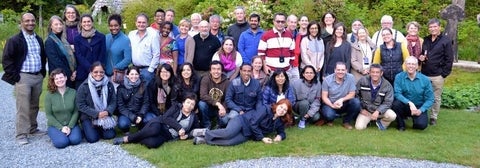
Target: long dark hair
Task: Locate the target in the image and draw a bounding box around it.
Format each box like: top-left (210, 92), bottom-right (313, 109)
top-left (267, 70), bottom-right (289, 95)
top-left (176, 62), bottom-right (198, 89)
top-left (155, 63), bottom-right (175, 88)
top-left (328, 22), bottom-right (347, 52)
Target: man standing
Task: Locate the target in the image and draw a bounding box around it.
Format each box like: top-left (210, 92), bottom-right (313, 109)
top-left (238, 14), bottom-right (263, 64)
top-left (225, 64), bottom-right (262, 124)
top-left (355, 64), bottom-right (396, 130)
top-left (258, 12), bottom-right (298, 80)
top-left (198, 61), bottom-right (231, 129)
top-left (128, 14), bottom-right (160, 83)
top-left (150, 8), bottom-right (165, 30)
top-left (371, 15), bottom-right (406, 47)
top-left (186, 20), bottom-right (221, 77)
top-left (226, 6), bottom-right (249, 47)
top-left (165, 9), bottom-right (180, 37)
top-left (286, 14), bottom-right (298, 39)
top-left (320, 62), bottom-right (360, 130)
top-left (392, 56), bottom-right (434, 131)
top-left (419, 18), bottom-right (454, 126)
top-left (2, 13), bottom-right (47, 145)
top-left (209, 15), bottom-right (224, 43)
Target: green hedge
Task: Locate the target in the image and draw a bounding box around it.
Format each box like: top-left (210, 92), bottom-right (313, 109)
top-left (442, 83), bottom-right (480, 109)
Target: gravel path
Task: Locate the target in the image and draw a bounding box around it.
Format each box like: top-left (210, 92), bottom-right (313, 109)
top-left (0, 75), bottom-right (470, 168)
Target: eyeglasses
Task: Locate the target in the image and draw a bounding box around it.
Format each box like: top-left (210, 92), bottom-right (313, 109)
top-left (275, 20), bottom-right (285, 24)
top-left (93, 71), bottom-right (105, 74)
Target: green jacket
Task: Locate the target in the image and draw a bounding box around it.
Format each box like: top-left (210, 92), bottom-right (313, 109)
top-left (45, 88), bottom-right (79, 129)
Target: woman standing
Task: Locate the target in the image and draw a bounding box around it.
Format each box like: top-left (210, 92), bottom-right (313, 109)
top-left (373, 28), bottom-right (409, 84)
top-left (175, 19), bottom-right (195, 67)
top-left (116, 66), bottom-right (151, 134)
top-left (351, 27), bottom-right (376, 81)
top-left (192, 99), bottom-right (293, 146)
top-left (402, 21), bottom-right (423, 65)
top-left (147, 64), bottom-right (178, 116)
top-left (105, 14), bottom-right (131, 83)
top-left (62, 5), bottom-right (80, 46)
top-left (301, 21), bottom-right (324, 76)
top-left (320, 12), bottom-right (337, 47)
top-left (74, 14), bottom-right (106, 88)
top-left (76, 62), bottom-right (116, 143)
top-left (212, 37), bottom-right (243, 80)
top-left (45, 15), bottom-right (77, 88)
top-left (45, 69), bottom-right (82, 148)
top-left (160, 22), bottom-right (179, 73)
top-left (323, 23), bottom-right (351, 77)
top-left (175, 63), bottom-right (200, 102)
top-left (293, 16), bottom-right (309, 70)
top-left (251, 56), bottom-right (268, 87)
top-left (262, 70), bottom-right (296, 108)
top-left (113, 93), bottom-right (200, 148)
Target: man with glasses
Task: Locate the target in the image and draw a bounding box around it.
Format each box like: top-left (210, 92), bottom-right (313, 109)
top-left (371, 15), bottom-right (405, 47)
top-left (258, 12), bottom-right (298, 80)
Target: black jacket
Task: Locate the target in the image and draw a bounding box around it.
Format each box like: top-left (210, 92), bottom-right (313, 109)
top-left (2, 31), bottom-right (47, 85)
top-left (150, 103), bottom-right (200, 137)
top-left (76, 80), bottom-right (117, 121)
top-left (116, 82), bottom-right (149, 121)
top-left (147, 78), bottom-right (179, 116)
top-left (421, 34), bottom-right (454, 78)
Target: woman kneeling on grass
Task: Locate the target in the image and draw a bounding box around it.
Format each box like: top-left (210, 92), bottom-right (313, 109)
top-left (113, 92), bottom-right (200, 148)
top-left (192, 99), bottom-right (293, 146)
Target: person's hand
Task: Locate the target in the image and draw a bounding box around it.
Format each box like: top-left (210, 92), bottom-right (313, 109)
top-left (419, 55), bottom-right (426, 61)
top-left (218, 105), bottom-right (226, 117)
top-left (61, 126), bottom-right (71, 135)
top-left (411, 109), bottom-right (422, 116)
top-left (135, 116), bottom-right (142, 124)
top-left (178, 128), bottom-right (185, 136)
top-left (239, 111), bottom-right (245, 115)
top-left (71, 71), bottom-right (77, 81)
top-left (303, 114), bottom-right (310, 119)
top-left (179, 134), bottom-right (188, 140)
top-left (263, 65), bottom-right (271, 75)
top-left (408, 102), bottom-right (417, 112)
top-left (273, 135), bottom-right (282, 142)
top-left (362, 69), bottom-right (369, 75)
top-left (360, 109), bottom-right (370, 117)
top-left (370, 111), bottom-right (379, 121)
top-left (98, 111), bottom-right (109, 118)
top-left (333, 98), bottom-right (344, 109)
top-left (262, 137), bottom-right (273, 144)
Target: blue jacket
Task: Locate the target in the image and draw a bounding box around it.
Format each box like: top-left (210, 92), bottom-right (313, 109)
top-left (105, 31), bottom-right (132, 76)
top-left (240, 105), bottom-right (286, 141)
top-left (262, 85), bottom-right (296, 107)
top-left (238, 28), bottom-right (264, 64)
top-left (225, 78), bottom-right (262, 113)
top-left (74, 31), bottom-right (107, 82)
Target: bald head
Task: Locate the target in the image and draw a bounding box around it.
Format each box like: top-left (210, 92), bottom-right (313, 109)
top-left (198, 20), bottom-right (210, 37)
top-left (21, 13), bottom-right (36, 34)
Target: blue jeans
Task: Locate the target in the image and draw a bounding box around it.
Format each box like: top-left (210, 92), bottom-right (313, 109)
top-left (47, 125), bottom-right (82, 148)
top-left (198, 101), bottom-right (217, 129)
top-left (117, 112), bottom-right (157, 132)
top-left (139, 68), bottom-right (154, 84)
top-left (321, 98), bottom-right (361, 124)
top-left (81, 119), bottom-right (116, 143)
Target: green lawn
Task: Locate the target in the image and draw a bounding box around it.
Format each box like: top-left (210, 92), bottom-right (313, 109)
top-left (121, 109), bottom-right (480, 167)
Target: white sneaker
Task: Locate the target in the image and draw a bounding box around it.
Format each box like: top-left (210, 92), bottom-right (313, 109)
top-left (192, 128), bottom-right (207, 137)
top-left (298, 119), bottom-right (306, 129)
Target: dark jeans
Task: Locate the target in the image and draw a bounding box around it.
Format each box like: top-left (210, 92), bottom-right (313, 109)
top-left (117, 112), bottom-right (156, 132)
top-left (127, 122), bottom-right (173, 148)
top-left (205, 116), bottom-right (248, 146)
top-left (391, 100), bottom-right (428, 130)
top-left (47, 125), bottom-right (82, 149)
top-left (198, 101), bottom-right (225, 129)
top-left (81, 119), bottom-right (116, 143)
top-left (321, 98), bottom-right (361, 124)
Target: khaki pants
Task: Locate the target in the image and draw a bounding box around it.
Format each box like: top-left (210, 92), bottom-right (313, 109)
top-left (355, 109), bottom-right (396, 130)
top-left (429, 75), bottom-right (444, 120)
top-left (15, 73), bottom-right (43, 138)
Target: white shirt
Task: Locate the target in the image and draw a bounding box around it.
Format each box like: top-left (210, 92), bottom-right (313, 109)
top-left (128, 27), bottom-right (160, 72)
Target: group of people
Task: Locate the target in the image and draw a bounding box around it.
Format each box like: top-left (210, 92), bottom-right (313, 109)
top-left (2, 5), bottom-right (453, 149)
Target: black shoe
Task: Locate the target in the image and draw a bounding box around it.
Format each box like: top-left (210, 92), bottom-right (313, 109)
top-left (113, 137), bottom-right (124, 145)
top-left (398, 127), bottom-right (406, 132)
top-left (429, 118), bottom-right (437, 125)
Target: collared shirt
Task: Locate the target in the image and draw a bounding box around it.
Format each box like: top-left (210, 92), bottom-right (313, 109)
top-left (128, 27), bottom-right (160, 72)
top-left (322, 73), bottom-right (356, 103)
top-left (394, 71), bottom-right (434, 113)
top-left (258, 27), bottom-right (295, 68)
top-left (21, 30), bottom-right (42, 73)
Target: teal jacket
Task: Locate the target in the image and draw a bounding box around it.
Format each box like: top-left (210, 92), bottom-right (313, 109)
top-left (105, 31), bottom-right (132, 76)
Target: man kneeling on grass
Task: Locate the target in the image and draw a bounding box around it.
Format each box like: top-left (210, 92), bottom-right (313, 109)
top-left (355, 64), bottom-right (396, 130)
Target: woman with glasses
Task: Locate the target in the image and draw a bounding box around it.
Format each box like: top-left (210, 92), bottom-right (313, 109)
top-left (146, 64), bottom-right (178, 116)
top-left (373, 28), bottom-right (409, 84)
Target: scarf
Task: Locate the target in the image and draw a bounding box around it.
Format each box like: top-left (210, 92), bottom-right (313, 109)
top-left (87, 74), bottom-right (109, 112)
top-left (48, 32), bottom-right (76, 72)
top-left (123, 76), bottom-right (141, 89)
top-left (220, 53), bottom-right (236, 72)
top-left (65, 20), bottom-right (78, 27)
top-left (406, 35), bottom-right (422, 58)
top-left (81, 28), bottom-right (96, 39)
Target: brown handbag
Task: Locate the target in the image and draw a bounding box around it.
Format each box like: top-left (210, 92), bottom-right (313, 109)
top-left (112, 69), bottom-right (125, 83)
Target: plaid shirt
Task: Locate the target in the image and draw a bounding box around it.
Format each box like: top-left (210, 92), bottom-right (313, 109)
top-left (20, 30), bottom-right (42, 73)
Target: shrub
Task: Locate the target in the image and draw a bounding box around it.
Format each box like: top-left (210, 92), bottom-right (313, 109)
top-left (442, 83), bottom-right (480, 109)
top-left (457, 20), bottom-right (480, 61)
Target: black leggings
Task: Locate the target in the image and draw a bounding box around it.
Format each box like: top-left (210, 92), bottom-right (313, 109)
top-left (128, 122), bottom-right (172, 148)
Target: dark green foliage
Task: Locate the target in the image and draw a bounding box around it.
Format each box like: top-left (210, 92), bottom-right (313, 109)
top-left (442, 83), bottom-right (480, 109)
